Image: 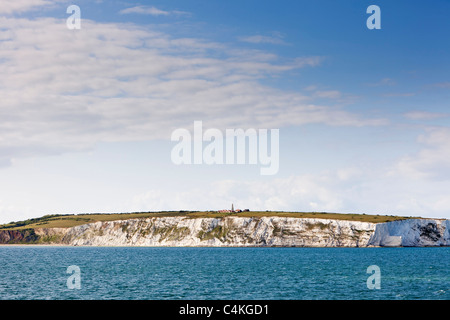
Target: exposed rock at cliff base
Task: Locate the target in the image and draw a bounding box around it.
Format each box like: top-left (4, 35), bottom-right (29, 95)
top-left (0, 229), bottom-right (39, 244)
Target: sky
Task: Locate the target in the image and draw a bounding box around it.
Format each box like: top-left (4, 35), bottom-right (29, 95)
top-left (0, 0), bottom-right (449, 223)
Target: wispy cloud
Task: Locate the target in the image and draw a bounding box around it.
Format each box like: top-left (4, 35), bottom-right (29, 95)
top-left (0, 0), bottom-right (66, 14)
top-left (404, 111), bottom-right (449, 120)
top-left (312, 90), bottom-right (342, 99)
top-left (432, 82), bottom-right (450, 89)
top-left (393, 127), bottom-right (450, 180)
top-left (367, 78), bottom-right (396, 87)
top-left (119, 5), bottom-right (190, 16)
top-left (304, 87), bottom-right (359, 105)
top-left (128, 171), bottom-right (363, 213)
top-left (0, 15), bottom-right (386, 166)
top-left (128, 161), bottom-right (450, 218)
top-left (382, 92), bottom-right (415, 97)
top-left (239, 34), bottom-right (286, 45)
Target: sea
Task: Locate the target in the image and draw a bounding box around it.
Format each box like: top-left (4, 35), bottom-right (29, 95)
top-left (0, 246), bottom-right (448, 300)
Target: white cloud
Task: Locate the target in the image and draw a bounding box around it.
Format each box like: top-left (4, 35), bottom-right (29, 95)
top-left (128, 174), bottom-right (346, 213)
top-left (312, 90), bottom-right (342, 99)
top-left (404, 111), bottom-right (449, 120)
top-left (367, 77), bottom-right (396, 87)
top-left (432, 82), bottom-right (450, 89)
top-left (307, 88), bottom-right (359, 105)
top-left (127, 167), bottom-right (450, 219)
top-left (119, 6), bottom-right (190, 16)
top-left (336, 167), bottom-right (363, 181)
top-left (0, 0), bottom-right (66, 14)
top-left (239, 34), bottom-right (286, 45)
top-left (0, 198), bottom-right (34, 224)
top-left (382, 92), bottom-right (415, 97)
top-left (393, 127), bottom-right (450, 180)
top-left (0, 15), bottom-right (386, 166)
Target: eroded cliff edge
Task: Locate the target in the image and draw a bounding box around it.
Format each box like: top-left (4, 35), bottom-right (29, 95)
top-left (1, 216), bottom-right (448, 247)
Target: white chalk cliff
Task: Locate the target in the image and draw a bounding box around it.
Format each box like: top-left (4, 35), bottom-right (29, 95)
top-left (30, 216), bottom-right (449, 247)
top-left (368, 218), bottom-right (450, 247)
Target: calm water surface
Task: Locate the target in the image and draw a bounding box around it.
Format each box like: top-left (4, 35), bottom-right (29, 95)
top-left (0, 247), bottom-right (448, 300)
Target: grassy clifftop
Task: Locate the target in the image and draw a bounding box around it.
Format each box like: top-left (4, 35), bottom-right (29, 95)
top-left (0, 211), bottom-right (413, 231)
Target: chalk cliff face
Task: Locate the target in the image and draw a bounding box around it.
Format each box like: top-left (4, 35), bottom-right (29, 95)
top-left (368, 219), bottom-right (450, 247)
top-left (58, 216), bottom-right (377, 247)
top-left (1, 217), bottom-right (448, 247)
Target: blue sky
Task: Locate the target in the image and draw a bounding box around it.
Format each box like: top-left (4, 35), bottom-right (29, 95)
top-left (0, 0), bottom-right (449, 223)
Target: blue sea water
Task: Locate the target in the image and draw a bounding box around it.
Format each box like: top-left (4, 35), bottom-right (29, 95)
top-left (0, 247), bottom-right (448, 300)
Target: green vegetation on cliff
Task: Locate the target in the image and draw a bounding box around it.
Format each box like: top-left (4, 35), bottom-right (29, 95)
top-left (0, 211), bottom-right (413, 231)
